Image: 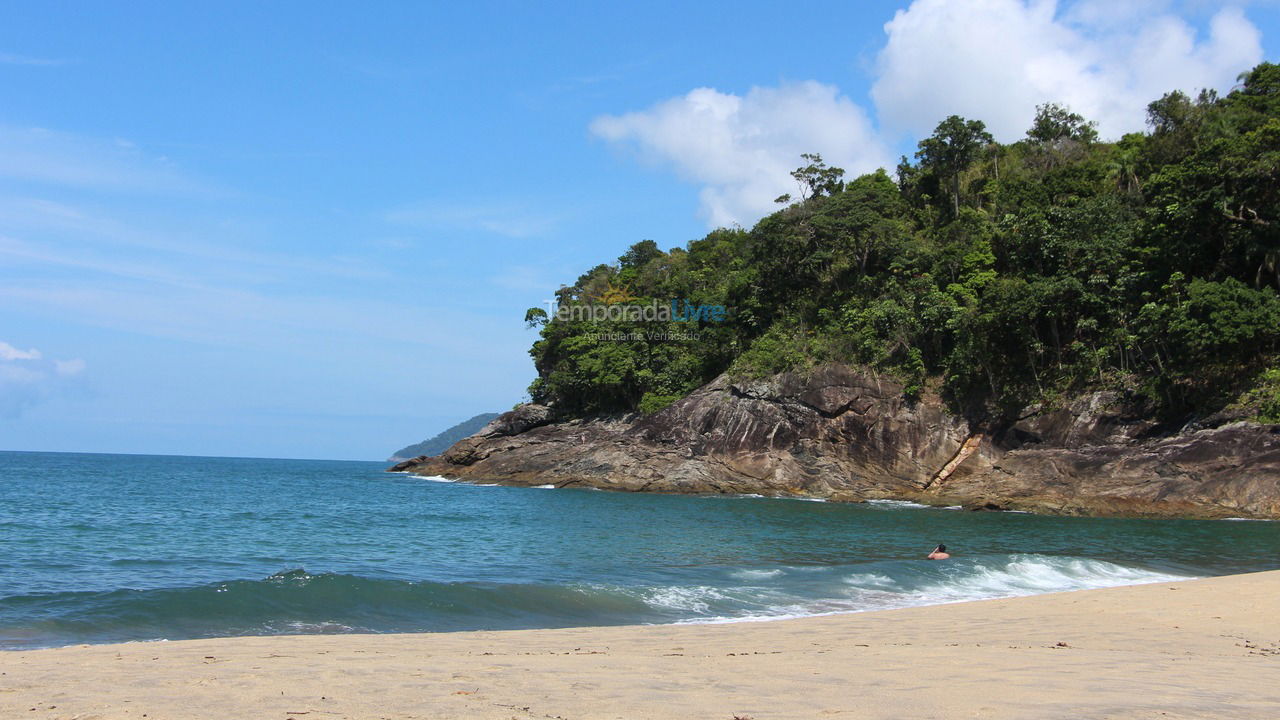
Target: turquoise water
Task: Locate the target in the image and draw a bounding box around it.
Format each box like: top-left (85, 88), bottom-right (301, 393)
top-left (1, 450), bottom-right (1277, 649)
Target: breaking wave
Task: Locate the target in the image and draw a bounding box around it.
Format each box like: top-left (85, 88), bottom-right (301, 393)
top-left (0, 556), bottom-right (1191, 649)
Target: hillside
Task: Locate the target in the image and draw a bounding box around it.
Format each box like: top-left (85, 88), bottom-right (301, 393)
top-left (397, 64), bottom-right (1280, 517)
top-left (388, 412), bottom-right (500, 462)
top-left (523, 64), bottom-right (1280, 426)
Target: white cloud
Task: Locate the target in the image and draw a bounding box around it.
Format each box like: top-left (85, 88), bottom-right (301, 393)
top-left (591, 1), bottom-right (1265, 228)
top-left (590, 82), bottom-right (892, 228)
top-left (871, 0), bottom-right (1263, 141)
top-left (0, 340), bottom-right (85, 418)
top-left (0, 341), bottom-right (41, 361)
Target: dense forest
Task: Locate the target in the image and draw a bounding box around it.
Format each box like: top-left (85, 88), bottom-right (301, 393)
top-left (524, 63), bottom-right (1280, 426)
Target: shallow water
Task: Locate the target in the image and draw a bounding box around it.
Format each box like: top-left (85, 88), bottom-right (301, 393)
top-left (2, 450), bottom-right (1276, 648)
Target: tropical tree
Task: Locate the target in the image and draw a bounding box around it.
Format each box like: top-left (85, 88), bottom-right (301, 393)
top-left (915, 116), bottom-right (994, 217)
top-left (789, 153), bottom-right (845, 201)
top-left (1027, 102), bottom-right (1098, 145)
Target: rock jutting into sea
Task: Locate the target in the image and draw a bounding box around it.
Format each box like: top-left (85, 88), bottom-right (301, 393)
top-left (391, 364), bottom-right (1280, 519)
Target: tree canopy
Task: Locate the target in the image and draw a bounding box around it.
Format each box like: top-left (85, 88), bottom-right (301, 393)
top-left (523, 63), bottom-right (1280, 424)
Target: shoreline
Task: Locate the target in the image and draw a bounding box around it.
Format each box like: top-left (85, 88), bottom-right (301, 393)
top-left (5, 570), bottom-right (1278, 719)
top-left (396, 367), bottom-right (1280, 522)
top-left (401, 468), bottom-right (1280, 517)
top-left (0, 556), bottom-right (1198, 650)
top-left (398, 470), bottom-right (1280, 520)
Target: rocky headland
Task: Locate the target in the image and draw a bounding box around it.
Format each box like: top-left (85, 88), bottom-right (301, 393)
top-left (391, 365), bottom-right (1280, 519)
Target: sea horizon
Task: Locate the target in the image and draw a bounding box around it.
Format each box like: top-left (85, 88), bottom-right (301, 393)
top-left (0, 448), bottom-right (386, 464)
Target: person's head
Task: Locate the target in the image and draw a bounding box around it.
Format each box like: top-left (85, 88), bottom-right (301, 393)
top-left (934, 544), bottom-right (947, 553)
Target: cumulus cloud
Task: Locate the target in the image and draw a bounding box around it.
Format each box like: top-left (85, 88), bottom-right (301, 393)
top-left (591, 82), bottom-right (892, 228)
top-left (872, 0), bottom-right (1263, 141)
top-left (0, 341), bottom-right (85, 418)
top-left (591, 1), bottom-right (1264, 228)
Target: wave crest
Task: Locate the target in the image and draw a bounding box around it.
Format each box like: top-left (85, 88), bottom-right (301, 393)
top-left (0, 555), bottom-right (1193, 649)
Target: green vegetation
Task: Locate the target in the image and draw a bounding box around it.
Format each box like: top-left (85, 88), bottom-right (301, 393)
top-left (1236, 368), bottom-right (1280, 423)
top-left (390, 412), bottom-right (500, 460)
top-left (526, 63), bottom-right (1280, 424)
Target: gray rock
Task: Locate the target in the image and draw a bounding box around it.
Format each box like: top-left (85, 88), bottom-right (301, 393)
top-left (392, 365), bottom-right (1280, 518)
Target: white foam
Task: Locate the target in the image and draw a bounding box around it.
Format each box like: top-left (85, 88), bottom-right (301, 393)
top-left (678, 555), bottom-right (1194, 626)
top-left (841, 572), bottom-right (897, 589)
top-left (531, 484), bottom-right (556, 489)
top-left (642, 586), bottom-right (729, 613)
top-left (865, 499), bottom-right (931, 509)
top-left (730, 568), bottom-right (784, 580)
top-left (697, 493), bottom-right (830, 502)
top-left (418, 475), bottom-right (458, 483)
top-left (920, 556), bottom-right (1186, 599)
top-left (281, 621), bottom-right (356, 633)
top-left (1222, 517), bottom-right (1273, 521)
top-left (677, 611), bottom-right (837, 625)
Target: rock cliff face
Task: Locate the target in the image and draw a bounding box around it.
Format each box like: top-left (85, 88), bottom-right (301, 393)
top-left (395, 365), bottom-right (1280, 519)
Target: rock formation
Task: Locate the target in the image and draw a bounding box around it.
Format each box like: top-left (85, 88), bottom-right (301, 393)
top-left (394, 365), bottom-right (1280, 519)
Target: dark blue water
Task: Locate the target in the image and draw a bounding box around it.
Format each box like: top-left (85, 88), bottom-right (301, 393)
top-left (2, 450), bottom-right (1277, 649)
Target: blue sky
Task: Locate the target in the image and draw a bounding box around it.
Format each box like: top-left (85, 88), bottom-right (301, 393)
top-left (2, 1), bottom-right (1277, 460)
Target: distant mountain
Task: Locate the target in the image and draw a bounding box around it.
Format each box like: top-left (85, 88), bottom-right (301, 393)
top-left (388, 412), bottom-right (501, 461)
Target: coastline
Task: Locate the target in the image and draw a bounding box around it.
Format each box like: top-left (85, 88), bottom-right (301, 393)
top-left (403, 470), bottom-right (1280, 519)
top-left (398, 367), bottom-right (1280, 521)
top-left (5, 570), bottom-right (1278, 719)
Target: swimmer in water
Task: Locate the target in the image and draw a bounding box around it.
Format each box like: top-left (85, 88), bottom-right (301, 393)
top-left (927, 543), bottom-right (950, 560)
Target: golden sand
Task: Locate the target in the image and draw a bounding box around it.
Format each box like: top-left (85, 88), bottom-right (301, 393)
top-left (3, 571), bottom-right (1278, 719)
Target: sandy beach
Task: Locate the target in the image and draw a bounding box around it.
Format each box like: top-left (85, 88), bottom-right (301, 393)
top-left (3, 570), bottom-right (1278, 720)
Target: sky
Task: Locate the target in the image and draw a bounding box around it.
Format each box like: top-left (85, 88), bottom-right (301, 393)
top-left (1, 0), bottom-right (1277, 460)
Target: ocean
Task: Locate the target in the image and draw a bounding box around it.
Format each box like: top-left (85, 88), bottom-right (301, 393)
top-left (2, 450), bottom-right (1277, 650)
